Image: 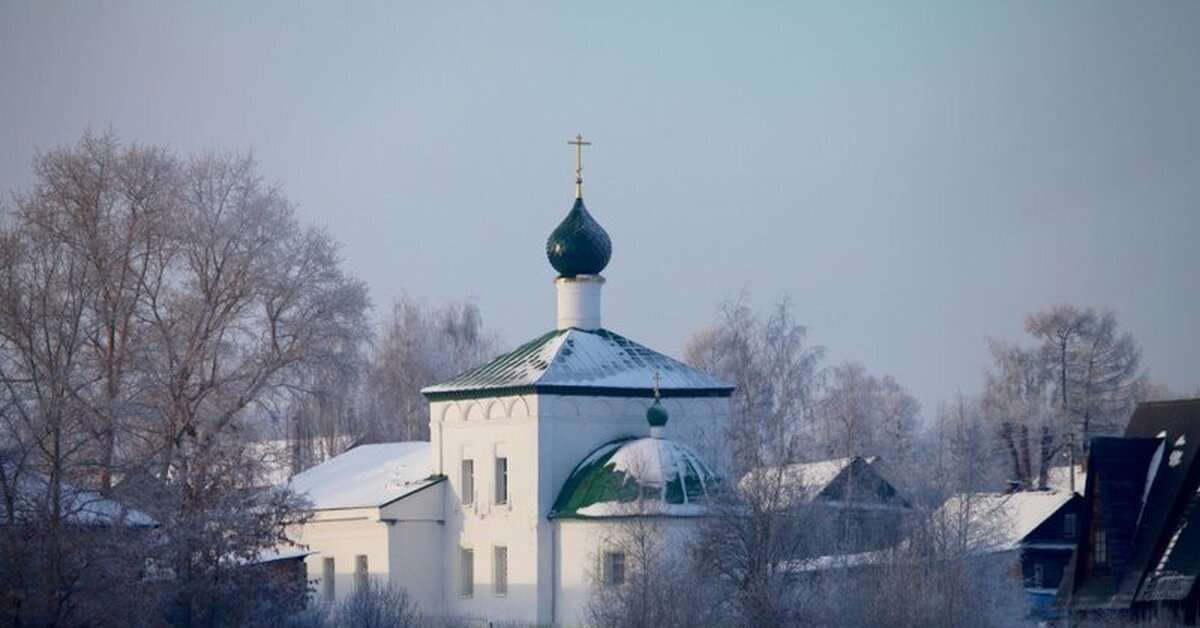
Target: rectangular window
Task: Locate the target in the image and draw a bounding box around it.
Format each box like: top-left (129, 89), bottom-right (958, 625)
top-left (460, 548), bottom-right (474, 597)
top-left (495, 457), bottom-right (508, 504)
top-left (1090, 486), bottom-right (1109, 572)
top-left (1064, 513), bottom-right (1077, 539)
top-left (493, 546), bottom-right (508, 596)
top-left (322, 557), bottom-right (335, 602)
top-left (1032, 563), bottom-right (1044, 588)
top-left (462, 459), bottom-right (475, 505)
top-left (355, 554), bottom-right (368, 591)
top-left (1094, 529), bottom-right (1108, 568)
top-left (603, 550), bottom-right (626, 587)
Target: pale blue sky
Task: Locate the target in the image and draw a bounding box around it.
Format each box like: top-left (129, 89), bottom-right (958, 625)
top-left (2, 2), bottom-right (1198, 413)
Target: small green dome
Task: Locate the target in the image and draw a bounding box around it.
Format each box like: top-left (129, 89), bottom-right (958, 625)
top-left (549, 437), bottom-right (721, 519)
top-left (546, 198), bottom-right (612, 277)
top-left (647, 399), bottom-right (669, 428)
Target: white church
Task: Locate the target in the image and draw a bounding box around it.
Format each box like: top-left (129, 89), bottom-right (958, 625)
top-left (286, 139), bottom-right (733, 626)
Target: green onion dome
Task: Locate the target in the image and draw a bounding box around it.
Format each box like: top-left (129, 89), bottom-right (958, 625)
top-left (647, 399), bottom-right (669, 429)
top-left (549, 437), bottom-right (721, 519)
top-left (546, 198), bottom-right (612, 277)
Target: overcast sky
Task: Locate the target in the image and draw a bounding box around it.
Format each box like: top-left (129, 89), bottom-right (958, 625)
top-left (2, 2), bottom-right (1198, 413)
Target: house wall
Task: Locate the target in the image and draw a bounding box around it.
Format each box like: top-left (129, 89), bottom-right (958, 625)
top-left (430, 392), bottom-right (730, 625)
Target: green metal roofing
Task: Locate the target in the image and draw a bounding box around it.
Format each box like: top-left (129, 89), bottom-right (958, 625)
top-left (546, 197), bottom-right (612, 277)
top-left (549, 437), bottom-right (722, 519)
top-left (421, 327), bottom-right (733, 401)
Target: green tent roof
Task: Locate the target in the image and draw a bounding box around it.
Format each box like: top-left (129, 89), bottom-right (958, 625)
top-left (421, 327), bottom-right (733, 401)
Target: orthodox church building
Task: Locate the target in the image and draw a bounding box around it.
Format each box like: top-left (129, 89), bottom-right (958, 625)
top-left (287, 138), bottom-right (733, 626)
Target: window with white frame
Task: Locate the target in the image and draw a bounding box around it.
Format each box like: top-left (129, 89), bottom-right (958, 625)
top-left (1032, 563), bottom-right (1044, 588)
top-left (493, 546), bottom-right (508, 595)
top-left (355, 554), bottom-right (368, 590)
top-left (602, 550), bottom-right (626, 587)
top-left (495, 457), bottom-right (508, 504)
top-left (322, 557), bottom-right (335, 601)
top-left (460, 548), bottom-right (474, 597)
top-left (461, 459), bottom-right (475, 505)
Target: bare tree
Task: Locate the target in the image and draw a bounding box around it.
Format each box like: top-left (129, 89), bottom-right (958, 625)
top-left (587, 516), bottom-right (725, 628)
top-left (812, 361), bottom-right (921, 464)
top-left (363, 296), bottom-right (495, 442)
top-left (684, 294), bottom-right (824, 473)
top-left (983, 305), bottom-right (1145, 489)
top-left (2, 133), bottom-right (370, 626)
top-left (1025, 305), bottom-right (1145, 455)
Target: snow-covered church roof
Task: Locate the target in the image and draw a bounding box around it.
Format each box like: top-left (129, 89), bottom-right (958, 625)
top-left (422, 327), bottom-right (733, 401)
top-left (549, 436), bottom-right (722, 519)
top-left (287, 442), bottom-right (441, 510)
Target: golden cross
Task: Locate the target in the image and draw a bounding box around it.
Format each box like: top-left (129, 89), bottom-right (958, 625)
top-left (568, 133), bottom-right (591, 198)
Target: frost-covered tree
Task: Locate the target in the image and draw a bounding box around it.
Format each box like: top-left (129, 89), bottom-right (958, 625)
top-left (587, 517), bottom-right (725, 628)
top-left (0, 133), bottom-right (369, 626)
top-left (363, 296), bottom-right (496, 442)
top-left (983, 304), bottom-right (1145, 489)
top-left (684, 294), bottom-right (824, 473)
top-left (811, 361), bottom-right (921, 465)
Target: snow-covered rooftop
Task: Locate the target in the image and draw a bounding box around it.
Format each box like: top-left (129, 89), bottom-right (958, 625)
top-left (1046, 465), bottom-right (1087, 496)
top-left (935, 491), bottom-right (1076, 553)
top-left (286, 442), bottom-right (438, 510)
top-left (0, 470), bottom-right (155, 527)
top-left (422, 328), bottom-right (733, 400)
top-left (739, 456), bottom-right (888, 508)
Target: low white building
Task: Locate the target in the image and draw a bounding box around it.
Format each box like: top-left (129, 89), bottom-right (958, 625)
top-left (287, 154), bottom-right (733, 626)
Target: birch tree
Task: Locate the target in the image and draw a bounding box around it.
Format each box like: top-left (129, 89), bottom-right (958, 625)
top-left (684, 295), bottom-right (824, 473)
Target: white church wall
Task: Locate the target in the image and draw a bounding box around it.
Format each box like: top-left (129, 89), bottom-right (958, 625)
top-left (431, 395), bottom-right (545, 623)
top-left (427, 392), bottom-right (729, 625)
top-left (387, 520), bottom-right (444, 615)
top-left (379, 482), bottom-right (445, 614)
top-left (292, 509), bottom-right (391, 604)
top-left (554, 518), bottom-right (699, 627)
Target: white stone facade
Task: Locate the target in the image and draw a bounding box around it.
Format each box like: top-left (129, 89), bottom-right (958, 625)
top-left (430, 393), bottom-right (728, 625)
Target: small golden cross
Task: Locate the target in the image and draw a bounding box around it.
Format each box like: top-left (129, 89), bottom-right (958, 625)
top-left (568, 133), bottom-right (591, 198)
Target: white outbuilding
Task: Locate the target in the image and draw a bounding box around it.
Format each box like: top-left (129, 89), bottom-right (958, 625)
top-left (287, 144), bottom-right (733, 626)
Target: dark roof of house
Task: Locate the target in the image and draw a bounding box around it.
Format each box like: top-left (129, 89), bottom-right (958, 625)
top-left (1062, 399), bottom-right (1200, 610)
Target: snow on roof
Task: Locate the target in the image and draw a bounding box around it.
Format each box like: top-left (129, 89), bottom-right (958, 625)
top-left (739, 456), bottom-right (877, 507)
top-left (935, 491), bottom-right (1075, 553)
top-left (286, 442), bottom-right (437, 510)
top-left (1046, 465), bottom-right (1088, 496)
top-left (551, 437), bottom-right (722, 519)
top-left (0, 470), bottom-right (156, 527)
top-left (422, 328), bottom-right (733, 399)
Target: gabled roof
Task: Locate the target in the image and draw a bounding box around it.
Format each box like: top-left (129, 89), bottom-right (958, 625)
top-left (0, 469), bottom-right (155, 527)
top-left (421, 327), bottom-right (733, 401)
top-left (286, 442), bottom-right (441, 510)
top-left (740, 456), bottom-right (909, 510)
top-left (935, 491), bottom-right (1078, 554)
top-left (1062, 399), bottom-right (1200, 610)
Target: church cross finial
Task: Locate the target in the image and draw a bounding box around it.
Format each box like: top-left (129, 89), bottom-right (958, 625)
top-left (652, 370), bottom-right (661, 399)
top-left (568, 133), bottom-right (591, 199)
